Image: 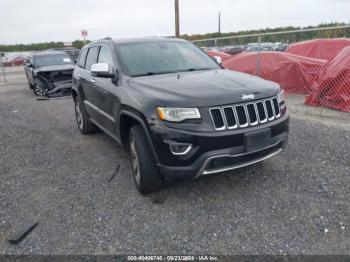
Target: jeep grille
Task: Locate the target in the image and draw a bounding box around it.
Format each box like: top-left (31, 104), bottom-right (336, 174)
top-left (210, 97), bottom-right (281, 130)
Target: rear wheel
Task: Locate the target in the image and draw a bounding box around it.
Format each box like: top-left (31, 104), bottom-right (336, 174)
top-left (74, 97), bottom-right (97, 134)
top-left (129, 125), bottom-right (164, 194)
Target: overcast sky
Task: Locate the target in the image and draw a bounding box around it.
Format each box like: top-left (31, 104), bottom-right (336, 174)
top-left (1, 0), bottom-right (349, 44)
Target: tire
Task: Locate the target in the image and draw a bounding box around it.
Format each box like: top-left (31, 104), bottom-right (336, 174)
top-left (129, 125), bottom-right (164, 194)
top-left (33, 85), bottom-right (46, 96)
top-left (74, 96), bottom-right (98, 134)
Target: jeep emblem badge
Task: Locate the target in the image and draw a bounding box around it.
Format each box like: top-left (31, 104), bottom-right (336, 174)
top-left (242, 94), bottom-right (255, 100)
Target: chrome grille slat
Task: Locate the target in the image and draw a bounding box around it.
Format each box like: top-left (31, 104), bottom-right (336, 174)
top-left (223, 106), bottom-right (238, 129)
top-left (272, 98), bottom-right (281, 117)
top-left (256, 101), bottom-right (267, 123)
top-left (253, 103), bottom-right (261, 124)
top-left (244, 105), bottom-right (250, 126)
top-left (236, 105), bottom-right (249, 127)
top-left (210, 108), bottom-right (226, 130)
top-left (271, 99), bottom-right (277, 118)
top-left (246, 103), bottom-right (258, 126)
top-left (265, 99), bottom-right (275, 121)
top-left (209, 96), bottom-right (281, 131)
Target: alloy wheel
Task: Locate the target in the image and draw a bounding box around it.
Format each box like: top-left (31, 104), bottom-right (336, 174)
top-left (34, 86), bottom-right (46, 96)
top-left (129, 136), bottom-right (141, 186)
top-left (75, 100), bottom-right (84, 130)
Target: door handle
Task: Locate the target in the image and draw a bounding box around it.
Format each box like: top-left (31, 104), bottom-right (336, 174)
top-left (90, 78), bottom-right (96, 83)
top-left (77, 73), bottom-right (82, 77)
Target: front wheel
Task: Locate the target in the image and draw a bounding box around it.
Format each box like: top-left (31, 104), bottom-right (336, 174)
top-left (33, 85), bottom-right (46, 96)
top-left (129, 125), bottom-right (164, 194)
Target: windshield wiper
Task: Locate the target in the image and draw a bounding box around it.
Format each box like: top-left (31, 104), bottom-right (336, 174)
top-left (132, 71), bottom-right (176, 77)
top-left (131, 68), bottom-right (214, 77)
top-left (185, 67), bottom-right (213, 72)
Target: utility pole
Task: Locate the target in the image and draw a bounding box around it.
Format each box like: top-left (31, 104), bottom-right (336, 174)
top-left (0, 52), bottom-right (6, 83)
top-left (81, 29), bottom-right (88, 46)
top-left (218, 12), bottom-right (221, 35)
top-left (174, 0), bottom-right (180, 38)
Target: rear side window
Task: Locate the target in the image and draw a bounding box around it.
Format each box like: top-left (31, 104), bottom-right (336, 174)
top-left (84, 47), bottom-right (99, 71)
top-left (77, 49), bottom-right (88, 68)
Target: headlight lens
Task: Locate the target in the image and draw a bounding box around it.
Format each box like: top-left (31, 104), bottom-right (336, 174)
top-left (277, 89), bottom-right (285, 104)
top-left (157, 107), bottom-right (201, 122)
top-left (277, 89), bottom-right (286, 110)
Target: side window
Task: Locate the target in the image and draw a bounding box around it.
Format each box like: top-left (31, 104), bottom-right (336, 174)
top-left (77, 48), bottom-right (88, 68)
top-left (98, 46), bottom-right (114, 67)
top-left (26, 55), bottom-right (32, 65)
top-left (84, 47), bottom-right (99, 71)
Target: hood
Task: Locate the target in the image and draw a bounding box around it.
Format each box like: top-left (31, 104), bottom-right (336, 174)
top-left (128, 69), bottom-right (280, 107)
top-left (35, 64), bottom-right (75, 73)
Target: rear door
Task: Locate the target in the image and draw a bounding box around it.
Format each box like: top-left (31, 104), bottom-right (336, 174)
top-left (72, 47), bottom-right (88, 95)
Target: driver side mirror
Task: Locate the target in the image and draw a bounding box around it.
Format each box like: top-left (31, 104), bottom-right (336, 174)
top-left (213, 56), bottom-right (223, 65)
top-left (91, 63), bottom-right (115, 78)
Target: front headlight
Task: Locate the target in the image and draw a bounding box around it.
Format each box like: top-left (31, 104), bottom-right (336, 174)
top-left (157, 107), bottom-right (201, 122)
top-left (277, 89), bottom-right (286, 110)
top-left (277, 89), bottom-right (285, 104)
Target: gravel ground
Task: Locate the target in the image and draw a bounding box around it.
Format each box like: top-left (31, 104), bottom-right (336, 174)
top-left (0, 70), bottom-right (349, 255)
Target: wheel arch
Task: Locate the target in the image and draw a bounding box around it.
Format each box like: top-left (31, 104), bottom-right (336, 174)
top-left (119, 110), bottom-right (160, 164)
top-left (72, 87), bottom-right (90, 120)
top-left (71, 89), bottom-right (78, 100)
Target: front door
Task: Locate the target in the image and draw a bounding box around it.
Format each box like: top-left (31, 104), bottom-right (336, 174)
top-left (92, 45), bottom-right (120, 134)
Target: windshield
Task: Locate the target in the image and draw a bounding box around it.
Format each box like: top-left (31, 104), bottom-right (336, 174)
top-left (34, 53), bottom-right (74, 67)
top-left (116, 41), bottom-right (220, 77)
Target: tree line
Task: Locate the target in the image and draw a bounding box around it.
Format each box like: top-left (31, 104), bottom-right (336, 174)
top-left (0, 40), bottom-right (90, 52)
top-left (182, 22), bottom-right (349, 41)
top-left (192, 22), bottom-right (350, 47)
top-left (1, 22), bottom-right (349, 52)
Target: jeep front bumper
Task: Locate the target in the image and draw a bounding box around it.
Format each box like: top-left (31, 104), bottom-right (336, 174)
top-left (153, 113), bottom-right (289, 181)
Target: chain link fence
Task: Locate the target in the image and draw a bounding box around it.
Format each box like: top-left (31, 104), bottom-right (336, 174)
top-left (193, 25), bottom-right (350, 122)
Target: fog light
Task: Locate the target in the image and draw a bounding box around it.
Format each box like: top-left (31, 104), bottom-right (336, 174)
top-left (169, 143), bottom-right (192, 155)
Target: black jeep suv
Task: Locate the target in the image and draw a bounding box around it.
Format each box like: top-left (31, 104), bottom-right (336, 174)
top-left (72, 38), bottom-right (289, 194)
